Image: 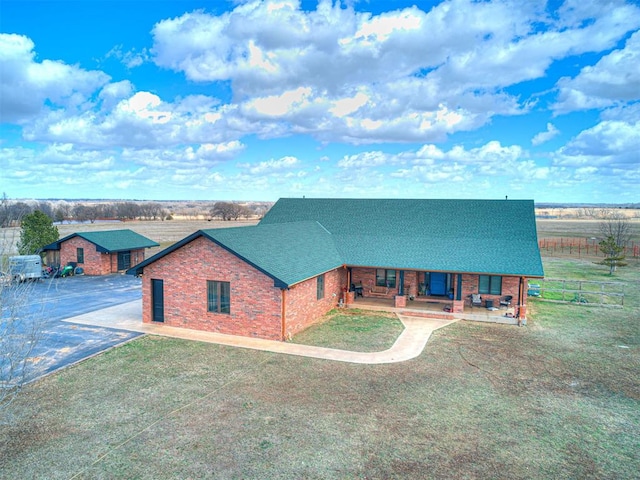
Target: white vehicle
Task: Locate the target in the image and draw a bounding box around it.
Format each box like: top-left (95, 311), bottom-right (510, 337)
top-left (9, 255), bottom-right (43, 282)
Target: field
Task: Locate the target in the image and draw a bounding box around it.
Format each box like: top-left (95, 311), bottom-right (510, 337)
top-left (0, 219), bottom-right (259, 259)
top-left (0, 218), bottom-right (638, 479)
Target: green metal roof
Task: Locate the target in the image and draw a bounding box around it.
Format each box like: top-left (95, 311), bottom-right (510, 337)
top-left (45, 229), bottom-right (159, 253)
top-left (130, 198), bottom-right (544, 286)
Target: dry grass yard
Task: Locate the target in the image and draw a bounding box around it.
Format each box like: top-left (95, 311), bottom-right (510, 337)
top-left (0, 217), bottom-right (638, 479)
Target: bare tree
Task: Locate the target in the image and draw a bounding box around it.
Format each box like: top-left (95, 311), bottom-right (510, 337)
top-left (53, 202), bottom-right (71, 224)
top-left (0, 195), bottom-right (32, 228)
top-left (139, 202), bottom-right (165, 221)
top-left (115, 202), bottom-right (140, 221)
top-left (210, 201), bottom-right (250, 221)
top-left (1, 223), bottom-right (47, 420)
top-left (73, 203), bottom-right (90, 223)
top-left (72, 204), bottom-right (103, 224)
top-left (599, 211), bottom-right (632, 247)
top-left (0, 193), bottom-right (10, 228)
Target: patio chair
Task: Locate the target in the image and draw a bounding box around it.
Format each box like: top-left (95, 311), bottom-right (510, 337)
top-left (499, 295), bottom-right (513, 308)
top-left (470, 294), bottom-right (482, 307)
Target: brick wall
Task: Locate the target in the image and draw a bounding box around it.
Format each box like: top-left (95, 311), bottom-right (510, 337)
top-left (460, 273), bottom-right (521, 305)
top-left (60, 237), bottom-right (111, 275)
top-left (141, 236), bottom-right (284, 340)
top-left (352, 267), bottom-right (522, 306)
top-left (283, 267), bottom-right (346, 339)
top-left (352, 267), bottom-right (398, 298)
top-left (59, 239), bottom-right (147, 275)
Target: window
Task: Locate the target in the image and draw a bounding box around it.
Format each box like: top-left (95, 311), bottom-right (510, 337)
top-left (207, 280), bottom-right (230, 314)
top-left (317, 274), bottom-right (325, 300)
top-left (376, 269), bottom-right (396, 288)
top-left (479, 275), bottom-right (502, 295)
top-left (76, 247), bottom-right (84, 264)
top-left (117, 251), bottom-right (131, 270)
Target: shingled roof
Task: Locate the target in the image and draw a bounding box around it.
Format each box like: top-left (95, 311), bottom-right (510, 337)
top-left (44, 229), bottom-right (159, 253)
top-left (129, 198), bottom-right (544, 286)
top-left (129, 221), bottom-right (343, 288)
top-left (260, 198), bottom-right (544, 278)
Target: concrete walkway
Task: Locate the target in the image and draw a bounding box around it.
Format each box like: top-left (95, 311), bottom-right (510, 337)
top-left (64, 300), bottom-right (459, 364)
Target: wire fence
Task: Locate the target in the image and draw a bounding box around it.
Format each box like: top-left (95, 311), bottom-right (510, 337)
top-left (528, 278), bottom-right (625, 308)
top-left (538, 238), bottom-right (640, 258)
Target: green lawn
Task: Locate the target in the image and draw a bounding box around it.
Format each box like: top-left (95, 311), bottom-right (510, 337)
top-left (290, 309), bottom-right (404, 352)
top-left (1, 257), bottom-right (638, 479)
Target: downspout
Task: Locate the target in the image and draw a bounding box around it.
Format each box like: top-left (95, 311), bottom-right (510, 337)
top-left (281, 288), bottom-right (287, 341)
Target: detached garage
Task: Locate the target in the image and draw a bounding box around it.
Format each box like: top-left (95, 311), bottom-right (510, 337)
top-left (43, 229), bottom-right (159, 275)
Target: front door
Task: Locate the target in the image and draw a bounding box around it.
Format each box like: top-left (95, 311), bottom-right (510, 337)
top-left (430, 272), bottom-right (447, 296)
top-left (151, 279), bottom-right (164, 323)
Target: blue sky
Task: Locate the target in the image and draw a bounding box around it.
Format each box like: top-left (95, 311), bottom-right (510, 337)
top-left (1, 0), bottom-right (639, 203)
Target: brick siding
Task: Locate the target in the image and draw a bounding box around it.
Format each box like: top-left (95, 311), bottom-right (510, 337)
top-left (352, 267), bottom-right (523, 306)
top-left (59, 238), bottom-right (147, 275)
top-left (60, 237), bottom-right (111, 275)
top-left (140, 239), bottom-right (528, 341)
top-left (460, 273), bottom-right (521, 306)
top-left (283, 268), bottom-right (346, 340)
top-left (141, 236), bottom-right (347, 341)
top-left (142, 237), bottom-right (284, 340)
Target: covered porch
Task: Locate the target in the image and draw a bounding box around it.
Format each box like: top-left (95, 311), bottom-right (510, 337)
top-left (346, 293), bottom-right (522, 325)
top-left (347, 266), bottom-right (528, 325)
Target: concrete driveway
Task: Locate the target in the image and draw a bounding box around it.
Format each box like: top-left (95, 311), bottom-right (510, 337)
top-left (1, 274), bottom-right (143, 383)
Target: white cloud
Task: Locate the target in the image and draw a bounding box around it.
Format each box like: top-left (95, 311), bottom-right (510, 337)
top-left (338, 140), bottom-right (529, 175)
top-left (245, 87), bottom-right (313, 116)
top-left (330, 92), bottom-right (369, 117)
top-left (3, 1), bottom-right (640, 202)
top-left (0, 34), bottom-right (110, 123)
top-left (21, 91), bottom-right (246, 148)
top-left (337, 151), bottom-right (393, 168)
top-left (146, 0), bottom-right (640, 144)
top-left (554, 30), bottom-right (640, 113)
top-left (555, 119), bottom-right (640, 166)
top-left (105, 45), bottom-right (149, 68)
top-left (240, 155), bottom-right (300, 175)
top-left (98, 80), bottom-right (135, 111)
top-left (532, 123), bottom-right (560, 146)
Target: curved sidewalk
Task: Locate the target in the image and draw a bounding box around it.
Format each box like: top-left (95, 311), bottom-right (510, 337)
top-left (64, 300), bottom-right (458, 364)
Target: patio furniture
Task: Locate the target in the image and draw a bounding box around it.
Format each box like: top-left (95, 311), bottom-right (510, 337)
top-left (499, 295), bottom-right (513, 308)
top-left (369, 285), bottom-right (389, 297)
top-left (470, 294), bottom-right (482, 307)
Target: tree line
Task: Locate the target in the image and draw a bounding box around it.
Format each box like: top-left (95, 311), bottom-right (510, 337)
top-left (1, 195), bottom-right (270, 227)
top-left (0, 196), bottom-right (168, 227)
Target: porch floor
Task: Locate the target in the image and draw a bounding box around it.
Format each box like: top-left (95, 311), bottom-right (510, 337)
top-left (348, 296), bottom-right (520, 325)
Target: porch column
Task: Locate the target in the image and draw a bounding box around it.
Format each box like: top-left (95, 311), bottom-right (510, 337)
top-left (345, 267), bottom-right (354, 305)
top-left (517, 276), bottom-right (527, 325)
top-left (451, 273), bottom-right (464, 313)
top-left (398, 270), bottom-right (405, 295)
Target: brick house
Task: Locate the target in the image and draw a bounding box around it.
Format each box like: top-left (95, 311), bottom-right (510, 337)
top-left (43, 229), bottom-right (159, 275)
top-left (128, 198), bottom-right (544, 341)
